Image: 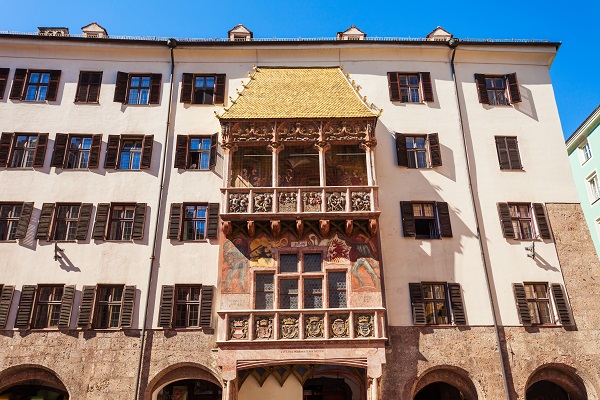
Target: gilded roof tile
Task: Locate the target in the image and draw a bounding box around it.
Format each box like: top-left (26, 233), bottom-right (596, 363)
top-left (219, 67), bottom-right (377, 120)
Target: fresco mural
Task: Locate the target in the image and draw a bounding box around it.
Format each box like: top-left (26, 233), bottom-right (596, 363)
top-left (221, 229), bottom-right (381, 296)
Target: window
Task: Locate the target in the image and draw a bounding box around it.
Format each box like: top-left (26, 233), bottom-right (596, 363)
top-left (93, 203), bottom-right (146, 241)
top-left (104, 135), bottom-right (154, 170)
top-left (588, 173), bottom-right (600, 203)
top-left (9, 69), bottom-right (61, 102)
top-left (167, 203), bottom-right (219, 240)
top-left (580, 142), bottom-right (592, 163)
top-left (253, 252), bottom-right (346, 310)
top-left (108, 204), bottom-right (135, 240)
top-left (75, 71), bottom-right (102, 103)
top-left (495, 136), bottom-right (522, 170)
top-left (387, 72), bottom-right (433, 102)
top-left (113, 72), bottom-right (161, 105)
top-left (513, 282), bottom-right (573, 326)
top-left (68, 136), bottom-right (92, 168)
top-left (174, 135), bottom-right (218, 170)
top-left (77, 285), bottom-right (135, 329)
top-left (51, 134), bottom-right (102, 169)
top-left (324, 144), bottom-right (368, 186)
top-left (32, 286), bottom-right (63, 328)
top-left (36, 203), bottom-right (92, 241)
top-left (409, 282), bottom-right (465, 325)
top-left (180, 73), bottom-right (226, 105)
top-left (396, 133), bottom-right (442, 168)
top-left (400, 201), bottom-right (452, 239)
top-left (498, 202), bottom-right (551, 240)
top-left (0, 202), bottom-right (33, 240)
top-left (0, 68), bottom-right (9, 99)
top-left (15, 284), bottom-right (75, 329)
top-left (0, 133), bottom-right (48, 169)
top-left (158, 285), bottom-right (214, 328)
top-left (474, 73), bottom-right (521, 105)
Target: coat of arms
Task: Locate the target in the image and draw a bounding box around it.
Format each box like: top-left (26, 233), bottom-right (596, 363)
top-left (230, 318), bottom-right (249, 340)
top-left (330, 317), bottom-right (349, 338)
top-left (280, 316), bottom-right (299, 339)
top-left (355, 315), bottom-right (374, 337)
top-left (305, 316), bottom-right (324, 339)
top-left (255, 317), bottom-right (273, 339)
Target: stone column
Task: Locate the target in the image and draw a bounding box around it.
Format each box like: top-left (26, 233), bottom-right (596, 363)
top-left (269, 142), bottom-right (283, 188)
top-left (223, 379), bottom-right (238, 400)
top-left (315, 141), bottom-right (331, 187)
top-left (222, 143), bottom-right (237, 189)
top-left (361, 140), bottom-right (377, 187)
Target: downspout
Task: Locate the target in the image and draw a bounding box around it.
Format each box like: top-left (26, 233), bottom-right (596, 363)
top-left (447, 39), bottom-right (511, 400)
top-left (133, 37), bottom-right (178, 400)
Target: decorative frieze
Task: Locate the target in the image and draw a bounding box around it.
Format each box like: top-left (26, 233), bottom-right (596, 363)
top-left (280, 316), bottom-right (299, 339)
top-left (351, 192), bottom-right (371, 212)
top-left (355, 314), bottom-right (374, 338)
top-left (278, 192), bottom-right (298, 212)
top-left (229, 317), bottom-right (249, 340)
top-left (253, 193), bottom-right (273, 213)
top-left (305, 315), bottom-right (325, 339)
top-left (303, 192), bottom-right (322, 212)
top-left (255, 316), bottom-right (274, 339)
top-left (326, 192), bottom-right (346, 212)
top-left (330, 315), bottom-right (350, 338)
top-left (229, 193), bottom-right (249, 213)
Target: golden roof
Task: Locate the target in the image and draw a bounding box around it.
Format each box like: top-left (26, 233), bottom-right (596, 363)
top-left (219, 67), bottom-right (377, 120)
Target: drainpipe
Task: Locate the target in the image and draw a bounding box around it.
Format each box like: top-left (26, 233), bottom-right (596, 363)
top-left (133, 37), bottom-right (178, 400)
top-left (447, 39), bottom-right (511, 400)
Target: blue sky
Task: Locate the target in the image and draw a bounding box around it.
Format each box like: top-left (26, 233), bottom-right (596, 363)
top-left (1, 0), bottom-right (599, 138)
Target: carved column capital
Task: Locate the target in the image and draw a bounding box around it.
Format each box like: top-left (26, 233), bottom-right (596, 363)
top-left (360, 139), bottom-right (378, 151)
top-left (314, 140), bottom-right (331, 153)
top-left (268, 141), bottom-right (284, 153)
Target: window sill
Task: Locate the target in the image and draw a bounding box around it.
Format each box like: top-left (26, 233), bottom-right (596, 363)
top-left (74, 101), bottom-right (100, 105)
top-left (177, 239), bottom-right (209, 243)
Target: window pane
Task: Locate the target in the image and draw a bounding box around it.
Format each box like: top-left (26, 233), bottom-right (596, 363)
top-left (406, 137), bottom-right (416, 149)
top-left (205, 77), bottom-right (215, 88)
top-left (25, 86), bottom-right (37, 101)
top-left (190, 138), bottom-right (201, 151)
top-left (424, 302), bottom-right (435, 324)
top-left (130, 77), bottom-right (140, 87)
top-left (37, 86), bottom-right (48, 101)
top-left (139, 89), bottom-right (149, 105)
top-left (201, 138), bottom-right (211, 150)
top-left (408, 75), bottom-right (419, 85)
top-left (303, 253), bottom-right (322, 272)
top-left (415, 137), bottom-right (426, 148)
top-left (304, 278), bottom-right (323, 308)
top-left (131, 152), bottom-right (141, 169)
top-left (194, 221), bottom-right (205, 238)
top-left (434, 284), bottom-right (445, 299)
top-left (416, 151), bottom-right (427, 168)
top-left (141, 77), bottom-right (151, 87)
top-left (280, 254), bottom-right (298, 273)
top-left (494, 78), bottom-right (504, 87)
top-left (128, 89), bottom-right (139, 104)
top-left (195, 77), bottom-right (205, 87)
top-left (423, 204), bottom-right (434, 217)
top-left (436, 302), bottom-right (448, 324)
top-left (422, 285), bottom-right (433, 299)
top-left (399, 75), bottom-right (408, 85)
top-left (200, 152), bottom-right (210, 170)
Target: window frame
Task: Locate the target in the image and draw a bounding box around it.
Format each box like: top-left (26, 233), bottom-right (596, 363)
top-left (66, 135), bottom-right (93, 169)
top-left (484, 76), bottom-right (509, 105)
top-left (107, 203), bottom-right (136, 241)
top-left (523, 282), bottom-right (553, 325)
top-left (412, 202), bottom-right (438, 239)
top-left (580, 141), bottom-right (593, 164)
top-left (587, 172), bottom-right (600, 204)
top-left (475, 73), bottom-right (521, 106)
top-left (191, 74), bottom-right (217, 105)
top-left (0, 203), bottom-right (23, 241)
top-left (74, 71), bottom-right (103, 103)
top-left (31, 285), bottom-right (64, 329)
top-left (117, 137), bottom-right (144, 170)
top-left (9, 133), bottom-right (39, 168)
top-left (387, 71), bottom-right (433, 103)
top-left (405, 135), bottom-right (429, 168)
top-left (495, 136), bottom-right (522, 170)
top-left (93, 285), bottom-right (124, 329)
top-left (421, 282), bottom-right (450, 325)
top-left (51, 203), bottom-right (81, 241)
top-left (181, 203), bottom-right (209, 241)
top-left (187, 136), bottom-right (213, 170)
top-left (23, 70), bottom-right (52, 102)
top-left (173, 285), bottom-right (202, 328)
top-left (507, 203), bottom-right (534, 240)
top-left (126, 74), bottom-right (152, 105)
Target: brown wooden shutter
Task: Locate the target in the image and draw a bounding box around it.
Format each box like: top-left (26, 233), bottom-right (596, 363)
top-left (33, 133), bottom-right (48, 168)
top-left (181, 73), bottom-right (193, 103)
top-left (474, 74), bottom-right (489, 104)
top-left (9, 69), bottom-right (27, 100)
top-left (206, 203), bottom-right (219, 239)
top-left (0, 132), bottom-right (14, 167)
top-left (174, 135), bottom-right (189, 169)
top-left (36, 203), bottom-right (56, 240)
top-left (87, 72), bottom-right (102, 103)
top-left (214, 74), bottom-right (226, 104)
top-left (400, 201), bottom-right (416, 237)
top-left (132, 203), bottom-right (146, 240)
top-left (497, 203), bottom-right (514, 238)
top-left (200, 285), bottom-right (214, 328)
top-left (428, 133), bottom-right (442, 167)
top-left (149, 74), bottom-right (162, 104)
top-left (448, 283), bottom-right (466, 325)
top-left (551, 283), bottom-right (573, 326)
top-left (76, 203), bottom-right (93, 240)
top-left (437, 202), bottom-right (453, 238)
top-left (104, 135), bottom-right (120, 168)
top-left (168, 203), bottom-right (182, 240)
top-left (15, 285), bottom-right (36, 329)
top-left (88, 134), bottom-right (102, 168)
top-left (420, 72), bottom-right (434, 102)
top-left (0, 68), bottom-right (9, 99)
top-left (14, 202), bottom-right (33, 239)
top-left (51, 133), bottom-right (69, 168)
top-left (158, 285), bottom-right (174, 328)
top-left (506, 73), bottom-right (521, 103)
top-left (495, 137), bottom-right (510, 170)
top-left (58, 285), bottom-right (75, 328)
top-left (387, 72), bottom-right (401, 101)
top-left (75, 72), bottom-right (91, 103)
top-left (45, 70), bottom-right (61, 101)
top-left (209, 133), bottom-right (218, 170)
top-left (513, 283), bottom-right (532, 325)
top-left (395, 133), bottom-right (408, 167)
top-left (120, 286), bottom-right (136, 327)
top-left (0, 285), bottom-right (15, 328)
top-left (533, 203), bottom-right (551, 239)
top-left (141, 135), bottom-right (154, 169)
top-left (92, 203), bottom-right (110, 240)
top-left (114, 72), bottom-right (129, 103)
top-left (77, 285), bottom-right (96, 328)
top-left (409, 283), bottom-right (426, 325)
top-left (506, 137), bottom-right (522, 170)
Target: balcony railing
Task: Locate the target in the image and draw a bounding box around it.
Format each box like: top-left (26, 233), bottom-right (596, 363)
top-left (217, 308), bottom-right (386, 343)
top-left (221, 186), bottom-right (378, 216)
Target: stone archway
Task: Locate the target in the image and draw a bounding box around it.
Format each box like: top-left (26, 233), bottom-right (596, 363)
top-left (526, 364), bottom-right (588, 400)
top-left (0, 364), bottom-right (69, 398)
top-left (145, 362), bottom-right (223, 400)
top-left (411, 366), bottom-right (479, 400)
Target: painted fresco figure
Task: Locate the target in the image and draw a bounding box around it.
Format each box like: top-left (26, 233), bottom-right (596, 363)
top-left (223, 240), bottom-right (249, 292)
top-left (350, 239), bottom-right (380, 289)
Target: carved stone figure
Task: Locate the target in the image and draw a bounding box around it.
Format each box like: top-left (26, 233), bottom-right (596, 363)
top-left (303, 191), bottom-right (322, 212)
top-left (230, 317), bottom-right (249, 340)
top-left (305, 316), bottom-right (324, 339)
top-left (355, 314), bottom-right (374, 338)
top-left (255, 317), bottom-right (273, 339)
top-left (326, 192), bottom-right (346, 212)
top-left (280, 316), bottom-right (299, 339)
top-left (229, 193), bottom-right (249, 213)
top-left (253, 193), bottom-right (273, 212)
top-left (278, 192), bottom-right (298, 212)
top-left (330, 317), bottom-right (350, 338)
top-left (351, 191), bottom-right (371, 212)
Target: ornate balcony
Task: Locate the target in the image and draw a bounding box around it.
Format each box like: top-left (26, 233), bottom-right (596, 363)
top-left (221, 186), bottom-right (379, 219)
top-left (217, 308), bottom-right (386, 343)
